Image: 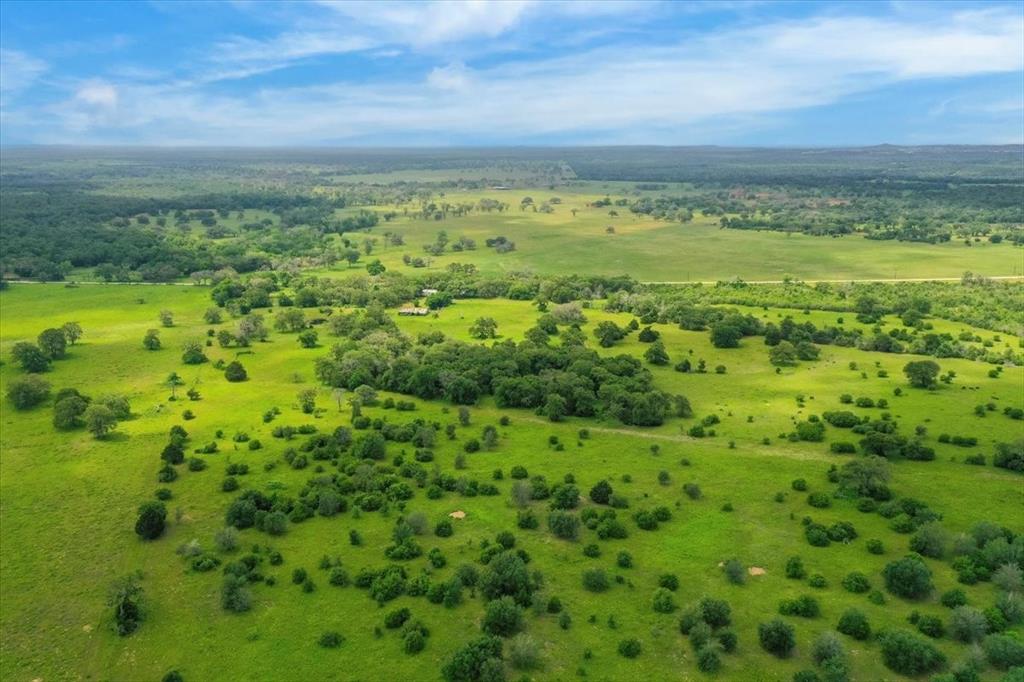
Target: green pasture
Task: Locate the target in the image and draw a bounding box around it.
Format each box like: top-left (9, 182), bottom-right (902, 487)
top-left (314, 189), bottom-right (1023, 282)
top-left (0, 284), bottom-right (1021, 681)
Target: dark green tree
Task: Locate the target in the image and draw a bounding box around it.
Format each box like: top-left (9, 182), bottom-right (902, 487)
top-left (134, 501), bottom-right (167, 540)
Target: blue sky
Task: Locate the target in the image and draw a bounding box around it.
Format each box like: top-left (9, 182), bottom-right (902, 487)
top-left (1, 0), bottom-right (1021, 146)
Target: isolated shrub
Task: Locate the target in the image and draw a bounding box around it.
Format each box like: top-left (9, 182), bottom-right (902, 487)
top-left (617, 551), bottom-right (633, 569)
top-left (723, 559), bottom-right (745, 585)
top-left (759, 619), bottom-right (796, 657)
top-left (659, 574), bottom-right (679, 591)
top-left (135, 502), bottom-right (167, 540)
top-left (842, 572), bottom-right (871, 594)
top-left (617, 638), bottom-right (642, 658)
top-left (107, 575), bottom-right (144, 636)
top-left (904, 360), bottom-right (940, 388)
top-left (837, 609), bottom-right (871, 640)
top-left (807, 492), bottom-right (831, 509)
top-left (582, 568), bottom-right (610, 593)
top-left (318, 631), bottom-right (344, 648)
top-left (808, 574), bottom-right (827, 589)
top-left (224, 361), bottom-right (247, 382)
top-left (785, 556), bottom-right (806, 580)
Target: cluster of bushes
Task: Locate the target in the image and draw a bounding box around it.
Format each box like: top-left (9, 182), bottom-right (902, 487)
top-left (609, 284), bottom-right (1022, 362)
top-left (8, 322), bottom-right (81, 374)
top-left (803, 517), bottom-right (857, 547)
top-left (678, 597), bottom-right (737, 672)
top-left (158, 425), bottom-right (191, 483)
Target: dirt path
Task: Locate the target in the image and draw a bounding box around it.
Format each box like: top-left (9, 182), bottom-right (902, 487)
top-left (514, 416), bottom-right (829, 463)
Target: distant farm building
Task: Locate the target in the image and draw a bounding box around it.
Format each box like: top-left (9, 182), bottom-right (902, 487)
top-left (420, 288), bottom-right (438, 296)
top-left (399, 307), bottom-right (430, 316)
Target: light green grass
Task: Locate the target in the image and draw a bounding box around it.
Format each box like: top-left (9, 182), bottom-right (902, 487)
top-left (0, 285), bottom-right (1021, 681)
top-left (311, 189), bottom-right (1023, 282)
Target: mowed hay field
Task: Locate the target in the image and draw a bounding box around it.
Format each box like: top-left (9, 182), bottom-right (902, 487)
top-left (309, 187), bottom-right (1024, 282)
top-left (0, 284), bottom-right (1022, 681)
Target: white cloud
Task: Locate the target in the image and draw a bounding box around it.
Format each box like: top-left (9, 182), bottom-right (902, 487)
top-left (9, 4), bottom-right (1024, 144)
top-left (427, 62), bottom-right (473, 90)
top-left (75, 80), bottom-right (118, 108)
top-left (0, 49), bottom-right (47, 94)
top-left (316, 0), bottom-right (535, 46)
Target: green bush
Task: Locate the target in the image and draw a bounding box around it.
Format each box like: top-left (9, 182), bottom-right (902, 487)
top-left (883, 555), bottom-right (933, 599)
top-left (617, 638), bottom-right (642, 658)
top-left (318, 631), bottom-right (344, 648)
top-left (877, 629), bottom-right (945, 675)
top-left (841, 572), bottom-right (871, 594)
top-left (134, 501), bottom-right (167, 540)
top-left (758, 619), bottom-right (795, 657)
top-left (652, 587), bottom-right (677, 613)
top-left (582, 568), bottom-right (610, 593)
top-left (982, 633), bottom-right (1024, 669)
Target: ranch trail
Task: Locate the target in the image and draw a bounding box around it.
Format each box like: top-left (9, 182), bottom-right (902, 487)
top-left (514, 416), bottom-right (830, 463)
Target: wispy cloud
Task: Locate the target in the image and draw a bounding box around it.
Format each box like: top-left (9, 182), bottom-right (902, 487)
top-left (3, 1), bottom-right (1022, 144)
top-left (0, 49), bottom-right (47, 94)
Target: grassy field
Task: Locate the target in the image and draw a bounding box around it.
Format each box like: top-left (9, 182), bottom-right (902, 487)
top-left (1, 283), bottom-right (1020, 681)
top-left (308, 188), bottom-right (1023, 282)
